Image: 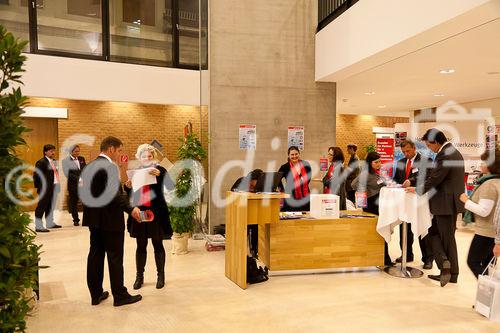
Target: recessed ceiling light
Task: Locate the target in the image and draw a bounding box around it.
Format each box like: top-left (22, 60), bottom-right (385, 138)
top-left (487, 71), bottom-right (500, 75)
top-left (434, 93), bottom-right (445, 97)
top-left (439, 69), bottom-right (455, 74)
top-left (377, 105), bottom-right (386, 109)
top-left (364, 92), bottom-right (375, 95)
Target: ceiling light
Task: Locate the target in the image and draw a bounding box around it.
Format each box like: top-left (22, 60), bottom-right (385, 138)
top-left (377, 105), bottom-right (386, 109)
top-left (487, 71), bottom-right (500, 75)
top-left (433, 93), bottom-right (445, 97)
top-left (364, 92), bottom-right (375, 95)
top-left (439, 69), bottom-right (455, 74)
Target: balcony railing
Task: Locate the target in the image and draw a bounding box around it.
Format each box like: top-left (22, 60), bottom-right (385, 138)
top-left (318, 0), bottom-right (359, 32)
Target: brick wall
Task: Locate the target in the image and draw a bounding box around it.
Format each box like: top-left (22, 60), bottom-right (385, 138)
top-left (27, 97), bottom-right (208, 166)
top-left (336, 114), bottom-right (409, 159)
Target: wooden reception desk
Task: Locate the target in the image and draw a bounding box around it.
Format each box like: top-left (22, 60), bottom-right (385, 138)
top-left (225, 192), bottom-right (384, 289)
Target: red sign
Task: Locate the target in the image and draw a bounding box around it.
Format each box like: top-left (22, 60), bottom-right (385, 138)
top-left (376, 138), bottom-right (394, 178)
top-left (120, 155), bottom-right (129, 163)
top-left (319, 157), bottom-right (328, 171)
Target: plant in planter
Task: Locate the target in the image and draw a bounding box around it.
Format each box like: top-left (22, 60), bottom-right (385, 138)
top-left (168, 131), bottom-right (207, 254)
top-left (0, 25), bottom-right (42, 332)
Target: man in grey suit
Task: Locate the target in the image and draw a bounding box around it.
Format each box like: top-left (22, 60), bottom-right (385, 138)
top-left (408, 128), bottom-right (465, 287)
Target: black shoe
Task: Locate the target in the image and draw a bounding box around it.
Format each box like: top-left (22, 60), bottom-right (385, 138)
top-left (113, 294), bottom-right (142, 307)
top-left (48, 224), bottom-right (62, 229)
top-left (395, 255), bottom-right (414, 263)
top-left (73, 221), bottom-right (80, 226)
top-left (440, 260), bottom-right (451, 287)
top-left (133, 274), bottom-right (144, 290)
top-left (156, 272), bottom-right (165, 289)
top-left (385, 261), bottom-right (396, 267)
top-left (91, 291), bottom-right (109, 305)
top-left (35, 228), bottom-right (50, 233)
top-left (428, 274), bottom-right (457, 284)
top-left (423, 261), bottom-right (433, 270)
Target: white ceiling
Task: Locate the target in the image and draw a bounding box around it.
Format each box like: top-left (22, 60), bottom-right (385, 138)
top-left (336, 18), bottom-right (500, 117)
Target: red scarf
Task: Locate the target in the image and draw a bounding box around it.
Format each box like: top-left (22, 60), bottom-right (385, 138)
top-left (139, 185), bottom-right (151, 207)
top-left (290, 161), bottom-right (309, 199)
top-left (323, 163), bottom-right (334, 194)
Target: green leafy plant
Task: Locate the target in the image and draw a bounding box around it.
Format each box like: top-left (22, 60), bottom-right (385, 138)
top-left (0, 25), bottom-right (42, 332)
top-left (169, 133), bottom-right (207, 234)
top-left (364, 144), bottom-right (376, 154)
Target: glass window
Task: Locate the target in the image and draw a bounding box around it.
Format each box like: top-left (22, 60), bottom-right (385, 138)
top-left (0, 0), bottom-right (30, 50)
top-left (35, 0), bottom-right (103, 56)
top-left (178, 0), bottom-right (199, 67)
top-left (67, 0), bottom-right (101, 18)
top-left (109, 0), bottom-right (172, 67)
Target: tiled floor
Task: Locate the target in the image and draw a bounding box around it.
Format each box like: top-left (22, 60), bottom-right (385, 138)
top-left (26, 211), bottom-right (500, 333)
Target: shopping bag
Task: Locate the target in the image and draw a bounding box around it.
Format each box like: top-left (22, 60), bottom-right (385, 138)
top-left (475, 258), bottom-right (500, 322)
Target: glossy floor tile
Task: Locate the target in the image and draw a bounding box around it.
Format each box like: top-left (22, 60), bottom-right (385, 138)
top-left (26, 211), bottom-right (500, 333)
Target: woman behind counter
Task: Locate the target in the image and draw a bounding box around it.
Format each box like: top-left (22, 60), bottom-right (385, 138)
top-left (351, 152), bottom-right (394, 266)
top-left (278, 146), bottom-right (312, 212)
top-left (125, 144), bottom-right (174, 290)
top-left (323, 146), bottom-right (347, 210)
top-left (460, 149), bottom-right (500, 278)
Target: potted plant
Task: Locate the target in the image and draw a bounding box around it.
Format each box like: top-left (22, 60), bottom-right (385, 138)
top-left (168, 130), bottom-right (207, 254)
top-left (0, 25), bottom-right (42, 332)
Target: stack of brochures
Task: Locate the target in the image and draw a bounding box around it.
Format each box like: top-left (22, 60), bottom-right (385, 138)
top-left (279, 212), bottom-right (305, 220)
top-left (205, 234), bottom-right (225, 251)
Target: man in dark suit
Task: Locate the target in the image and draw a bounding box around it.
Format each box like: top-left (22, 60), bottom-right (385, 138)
top-left (62, 145), bottom-right (86, 226)
top-left (393, 140), bottom-right (433, 269)
top-left (33, 144), bottom-right (62, 232)
top-left (81, 136), bottom-right (142, 306)
top-left (408, 129), bottom-right (465, 287)
top-left (345, 144), bottom-right (360, 203)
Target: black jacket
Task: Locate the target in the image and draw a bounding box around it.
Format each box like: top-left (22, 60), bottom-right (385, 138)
top-left (62, 155), bottom-right (86, 192)
top-left (33, 156), bottom-right (58, 192)
top-left (393, 152), bottom-right (432, 187)
top-left (322, 161), bottom-right (347, 210)
top-left (82, 156), bottom-right (133, 232)
top-left (278, 160), bottom-right (312, 211)
top-left (417, 143), bottom-right (465, 215)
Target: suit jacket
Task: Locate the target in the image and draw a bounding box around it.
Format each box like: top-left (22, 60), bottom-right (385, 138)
top-left (417, 143), bottom-right (465, 215)
top-left (62, 155), bottom-right (86, 192)
top-left (393, 152), bottom-right (432, 187)
top-left (82, 156), bottom-right (133, 232)
top-left (345, 155), bottom-right (360, 192)
top-left (33, 157), bottom-right (58, 192)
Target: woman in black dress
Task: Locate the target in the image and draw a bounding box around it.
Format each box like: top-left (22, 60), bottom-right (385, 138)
top-left (125, 144), bottom-right (174, 289)
top-left (278, 146), bottom-right (312, 212)
top-left (322, 146), bottom-right (347, 210)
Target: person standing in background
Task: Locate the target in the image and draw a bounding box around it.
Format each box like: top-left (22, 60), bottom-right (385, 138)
top-left (323, 146), bottom-right (347, 210)
top-left (33, 144), bottom-right (62, 232)
top-left (345, 144), bottom-right (360, 204)
top-left (62, 145), bottom-right (86, 226)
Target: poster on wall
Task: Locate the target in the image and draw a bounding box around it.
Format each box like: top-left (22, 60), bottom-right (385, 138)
top-left (376, 138), bottom-right (394, 178)
top-left (288, 126), bottom-right (304, 150)
top-left (239, 124), bottom-right (257, 150)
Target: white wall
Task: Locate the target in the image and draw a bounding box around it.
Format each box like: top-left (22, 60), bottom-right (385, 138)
top-left (22, 54), bottom-right (200, 106)
top-left (315, 0), bottom-right (496, 82)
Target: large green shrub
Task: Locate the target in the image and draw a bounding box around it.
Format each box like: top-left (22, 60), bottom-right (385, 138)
top-left (169, 132), bottom-right (207, 234)
top-left (0, 25), bottom-right (42, 332)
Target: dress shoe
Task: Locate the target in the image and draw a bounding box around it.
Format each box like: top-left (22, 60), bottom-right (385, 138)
top-left (48, 224), bottom-right (62, 229)
top-left (428, 274), bottom-right (457, 284)
top-left (395, 255), bottom-right (414, 263)
top-left (423, 261), bottom-right (433, 270)
top-left (35, 228), bottom-right (50, 233)
top-left (113, 294), bottom-right (142, 307)
top-left (385, 261), bottom-right (396, 267)
top-left (91, 291), bottom-right (109, 305)
top-left (440, 260), bottom-right (452, 287)
top-left (73, 221), bottom-right (80, 226)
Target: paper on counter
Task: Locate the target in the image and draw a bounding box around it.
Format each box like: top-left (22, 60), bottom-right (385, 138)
top-left (126, 167), bottom-right (157, 192)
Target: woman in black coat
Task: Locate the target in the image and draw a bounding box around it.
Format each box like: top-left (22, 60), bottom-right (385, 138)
top-left (278, 146), bottom-right (312, 212)
top-left (322, 146), bottom-right (347, 210)
top-left (125, 144), bottom-right (174, 290)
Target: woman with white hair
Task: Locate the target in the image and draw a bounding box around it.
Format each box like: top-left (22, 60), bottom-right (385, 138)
top-left (125, 144), bottom-right (174, 289)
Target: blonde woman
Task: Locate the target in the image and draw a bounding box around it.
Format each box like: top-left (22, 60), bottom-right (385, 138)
top-left (125, 144), bottom-right (174, 289)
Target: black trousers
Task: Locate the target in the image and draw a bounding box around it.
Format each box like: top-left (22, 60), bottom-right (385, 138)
top-left (467, 234), bottom-right (495, 279)
top-left (346, 190), bottom-right (356, 204)
top-left (87, 228), bottom-right (128, 301)
top-left (429, 215), bottom-right (459, 276)
top-left (68, 189), bottom-right (80, 222)
top-left (136, 237), bottom-right (165, 254)
top-left (35, 185), bottom-right (59, 228)
top-left (248, 225), bottom-right (258, 258)
top-left (366, 194), bottom-right (392, 265)
top-left (399, 225), bottom-right (433, 262)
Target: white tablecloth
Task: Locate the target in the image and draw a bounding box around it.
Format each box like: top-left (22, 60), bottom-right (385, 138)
top-left (377, 187), bottom-right (433, 243)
